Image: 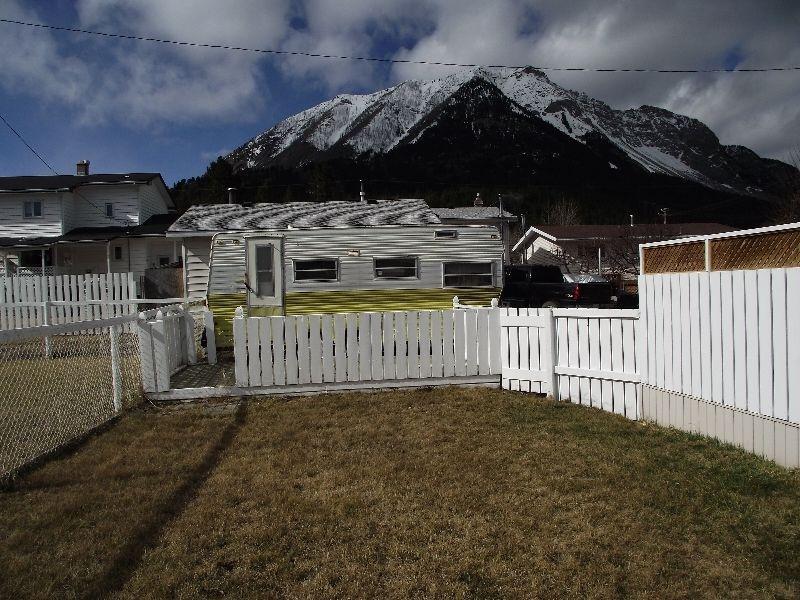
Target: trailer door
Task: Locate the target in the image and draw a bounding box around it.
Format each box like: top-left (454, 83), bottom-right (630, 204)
top-left (246, 237), bottom-right (283, 309)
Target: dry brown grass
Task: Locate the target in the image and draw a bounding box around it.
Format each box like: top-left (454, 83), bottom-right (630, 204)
top-left (2, 387), bottom-right (799, 598)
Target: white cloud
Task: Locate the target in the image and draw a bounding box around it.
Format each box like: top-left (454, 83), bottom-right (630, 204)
top-left (388, 0), bottom-right (800, 159)
top-left (0, 0), bottom-right (797, 160)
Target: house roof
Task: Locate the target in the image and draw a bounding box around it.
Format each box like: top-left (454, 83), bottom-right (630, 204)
top-left (168, 199), bottom-right (442, 234)
top-left (430, 206), bottom-right (517, 220)
top-left (513, 222), bottom-right (736, 252)
top-left (0, 173), bottom-right (165, 193)
top-left (0, 213), bottom-right (179, 247)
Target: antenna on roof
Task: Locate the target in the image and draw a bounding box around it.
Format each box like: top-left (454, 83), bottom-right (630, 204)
top-left (359, 179), bottom-right (365, 203)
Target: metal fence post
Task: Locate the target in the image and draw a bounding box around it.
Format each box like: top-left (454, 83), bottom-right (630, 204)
top-left (204, 309), bottom-right (217, 365)
top-left (109, 324), bottom-right (123, 411)
top-left (43, 299), bottom-right (52, 358)
top-left (545, 308), bottom-right (560, 400)
top-left (233, 306), bottom-right (248, 387)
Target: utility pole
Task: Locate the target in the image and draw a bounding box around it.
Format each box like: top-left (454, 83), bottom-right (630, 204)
top-left (498, 194), bottom-right (507, 264)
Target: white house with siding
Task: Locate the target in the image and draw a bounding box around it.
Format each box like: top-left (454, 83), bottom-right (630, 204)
top-left (0, 162), bottom-right (178, 286)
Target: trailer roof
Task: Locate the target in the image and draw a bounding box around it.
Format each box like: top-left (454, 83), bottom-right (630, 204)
top-left (169, 199), bottom-right (442, 233)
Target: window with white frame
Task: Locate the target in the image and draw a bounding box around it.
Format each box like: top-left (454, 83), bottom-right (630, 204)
top-left (374, 257), bottom-right (418, 279)
top-left (442, 262), bottom-right (494, 287)
top-left (294, 258), bottom-right (338, 282)
top-left (105, 203), bottom-right (114, 218)
top-left (23, 200), bottom-right (42, 218)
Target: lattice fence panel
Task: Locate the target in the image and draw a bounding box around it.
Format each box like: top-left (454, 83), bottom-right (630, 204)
top-left (710, 230), bottom-right (800, 271)
top-left (642, 242), bottom-right (705, 274)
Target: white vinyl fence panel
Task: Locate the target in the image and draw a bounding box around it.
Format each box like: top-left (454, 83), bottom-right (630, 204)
top-left (639, 268), bottom-right (800, 426)
top-left (233, 308), bottom-right (501, 389)
top-left (0, 273), bottom-right (137, 330)
top-left (500, 308), bottom-right (641, 419)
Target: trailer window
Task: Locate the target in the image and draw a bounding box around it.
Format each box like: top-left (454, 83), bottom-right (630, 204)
top-left (294, 258), bottom-right (338, 282)
top-left (443, 262), bottom-right (493, 287)
top-left (254, 244), bottom-right (275, 296)
top-left (374, 257), bottom-right (418, 279)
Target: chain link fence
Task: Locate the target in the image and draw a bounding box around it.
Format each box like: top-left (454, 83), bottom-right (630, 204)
top-left (0, 319), bottom-right (142, 480)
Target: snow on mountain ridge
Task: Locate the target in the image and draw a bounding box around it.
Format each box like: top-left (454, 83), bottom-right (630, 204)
top-left (229, 66), bottom-right (782, 196)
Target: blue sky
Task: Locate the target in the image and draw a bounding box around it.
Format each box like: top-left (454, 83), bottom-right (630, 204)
top-left (1, 1), bottom-right (798, 185)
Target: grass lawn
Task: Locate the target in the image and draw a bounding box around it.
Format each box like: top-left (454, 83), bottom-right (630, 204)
top-left (1, 387), bottom-right (799, 598)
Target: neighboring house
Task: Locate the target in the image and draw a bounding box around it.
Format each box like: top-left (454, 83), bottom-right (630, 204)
top-left (513, 223), bottom-right (736, 278)
top-left (0, 162), bottom-right (177, 286)
top-left (167, 199), bottom-right (505, 342)
top-left (430, 194), bottom-right (518, 262)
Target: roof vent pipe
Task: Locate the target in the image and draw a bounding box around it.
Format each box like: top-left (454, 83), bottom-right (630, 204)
top-left (359, 179), bottom-right (365, 203)
top-left (630, 214), bottom-right (634, 227)
top-left (228, 187), bottom-right (237, 204)
top-left (76, 160), bottom-right (90, 176)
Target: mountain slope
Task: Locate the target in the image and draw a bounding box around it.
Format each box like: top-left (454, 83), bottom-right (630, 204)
top-left (228, 67), bottom-right (793, 201)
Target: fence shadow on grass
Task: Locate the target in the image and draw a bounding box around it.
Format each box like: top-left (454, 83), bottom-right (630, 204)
top-left (84, 403), bottom-right (248, 599)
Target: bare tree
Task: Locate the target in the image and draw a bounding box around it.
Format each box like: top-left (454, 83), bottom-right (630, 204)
top-left (541, 195), bottom-right (582, 226)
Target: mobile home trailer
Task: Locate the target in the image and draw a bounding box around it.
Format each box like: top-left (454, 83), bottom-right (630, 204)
top-left (169, 200), bottom-right (504, 343)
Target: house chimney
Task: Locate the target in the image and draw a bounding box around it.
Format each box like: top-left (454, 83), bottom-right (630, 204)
top-left (474, 192), bottom-right (483, 207)
top-left (76, 160), bottom-right (90, 176)
top-left (360, 179), bottom-right (366, 203)
top-left (227, 187), bottom-right (237, 204)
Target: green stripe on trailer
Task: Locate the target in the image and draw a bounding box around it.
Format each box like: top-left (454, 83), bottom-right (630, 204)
top-left (208, 287), bottom-right (500, 347)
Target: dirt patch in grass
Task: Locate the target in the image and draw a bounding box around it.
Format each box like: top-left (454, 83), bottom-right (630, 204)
top-left (2, 388), bottom-right (800, 598)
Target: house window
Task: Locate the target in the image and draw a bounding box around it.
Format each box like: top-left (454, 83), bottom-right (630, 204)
top-left (23, 200), bottom-right (42, 218)
top-left (157, 256), bottom-right (170, 267)
top-left (443, 262), bottom-right (494, 288)
top-left (434, 230), bottom-right (457, 239)
top-left (374, 257), bottom-right (418, 279)
top-left (105, 203), bottom-right (114, 218)
top-left (294, 258), bottom-right (338, 282)
top-left (113, 246), bottom-right (123, 261)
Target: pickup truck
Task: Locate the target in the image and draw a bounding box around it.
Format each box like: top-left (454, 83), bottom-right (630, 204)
top-left (499, 265), bottom-right (614, 308)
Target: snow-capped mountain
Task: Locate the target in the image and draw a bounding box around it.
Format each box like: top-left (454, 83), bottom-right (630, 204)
top-left (228, 67), bottom-right (791, 199)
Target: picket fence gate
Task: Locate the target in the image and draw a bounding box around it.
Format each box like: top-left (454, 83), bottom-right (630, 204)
top-left (0, 272), bottom-right (137, 330)
top-left (499, 308), bottom-right (641, 419)
top-left (233, 306), bottom-right (502, 391)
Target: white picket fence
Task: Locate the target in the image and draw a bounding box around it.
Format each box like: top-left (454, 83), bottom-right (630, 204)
top-left (232, 306), bottom-right (502, 390)
top-left (500, 308), bottom-right (641, 419)
top-left (0, 273), bottom-right (137, 329)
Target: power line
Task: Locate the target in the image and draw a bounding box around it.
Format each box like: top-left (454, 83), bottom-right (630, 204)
top-left (0, 111), bottom-right (58, 175)
top-left (1, 17), bottom-right (799, 74)
top-left (0, 110), bottom-right (136, 226)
